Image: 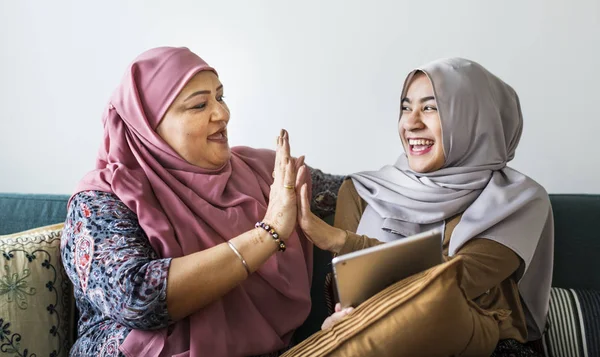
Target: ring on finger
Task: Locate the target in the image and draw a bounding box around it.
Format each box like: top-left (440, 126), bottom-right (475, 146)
top-left (284, 184), bottom-right (295, 190)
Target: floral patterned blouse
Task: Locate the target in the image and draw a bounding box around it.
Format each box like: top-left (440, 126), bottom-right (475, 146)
top-left (61, 167), bottom-right (343, 357)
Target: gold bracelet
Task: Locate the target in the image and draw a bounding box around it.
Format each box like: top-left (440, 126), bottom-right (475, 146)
top-left (227, 241), bottom-right (251, 276)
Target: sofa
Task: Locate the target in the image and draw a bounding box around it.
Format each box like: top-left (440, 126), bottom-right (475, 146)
top-left (0, 192), bottom-right (599, 357)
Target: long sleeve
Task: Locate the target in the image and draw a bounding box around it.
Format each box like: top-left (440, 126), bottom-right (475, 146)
top-left (454, 238), bottom-right (521, 300)
top-left (61, 191), bottom-right (171, 331)
top-left (333, 179), bottom-right (521, 299)
top-left (333, 179), bottom-right (384, 255)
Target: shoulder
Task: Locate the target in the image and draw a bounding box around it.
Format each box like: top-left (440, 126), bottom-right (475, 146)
top-left (502, 169), bottom-right (551, 208)
top-left (339, 178), bottom-right (358, 197)
top-left (68, 190), bottom-right (138, 223)
top-left (340, 178), bottom-right (367, 211)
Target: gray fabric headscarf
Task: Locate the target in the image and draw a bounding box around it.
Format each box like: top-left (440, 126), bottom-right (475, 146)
top-left (351, 58), bottom-right (553, 340)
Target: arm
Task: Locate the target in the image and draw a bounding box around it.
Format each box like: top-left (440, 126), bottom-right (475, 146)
top-left (168, 129), bottom-right (300, 321)
top-left (63, 191), bottom-right (281, 328)
top-left (453, 238), bottom-right (521, 300)
top-left (297, 178), bottom-right (383, 254)
top-left (333, 179), bottom-right (521, 293)
top-left (64, 131), bottom-right (300, 327)
top-left (333, 179), bottom-right (384, 255)
top-left (166, 224), bottom-right (278, 320)
top-left (62, 191), bottom-right (171, 330)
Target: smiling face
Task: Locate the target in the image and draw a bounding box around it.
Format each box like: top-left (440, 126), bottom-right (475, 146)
top-left (156, 71), bottom-right (231, 169)
top-left (398, 72), bottom-right (445, 173)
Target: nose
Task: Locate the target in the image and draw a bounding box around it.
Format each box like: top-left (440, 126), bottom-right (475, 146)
top-left (400, 110), bottom-right (425, 132)
top-left (210, 100), bottom-right (230, 124)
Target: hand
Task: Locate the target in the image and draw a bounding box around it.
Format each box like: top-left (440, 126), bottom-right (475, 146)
top-left (296, 177), bottom-right (347, 253)
top-left (263, 129), bottom-right (302, 241)
top-left (321, 303), bottom-right (354, 330)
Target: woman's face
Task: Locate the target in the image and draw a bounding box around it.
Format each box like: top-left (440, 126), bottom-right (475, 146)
top-left (157, 71), bottom-right (231, 169)
top-left (398, 72), bottom-right (445, 173)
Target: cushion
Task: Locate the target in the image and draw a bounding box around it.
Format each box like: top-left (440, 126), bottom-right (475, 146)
top-left (0, 224), bottom-right (75, 357)
top-left (544, 287), bottom-right (600, 357)
top-left (283, 258), bottom-right (505, 357)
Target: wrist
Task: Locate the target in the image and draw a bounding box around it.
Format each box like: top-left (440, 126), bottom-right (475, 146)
top-left (256, 220), bottom-right (287, 252)
top-left (253, 227), bottom-right (279, 253)
top-left (262, 215), bottom-right (288, 241)
top-left (330, 228), bottom-right (348, 254)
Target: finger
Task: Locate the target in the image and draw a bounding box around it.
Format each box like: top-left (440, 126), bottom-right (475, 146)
top-left (273, 132), bottom-right (284, 185)
top-left (321, 317), bottom-right (332, 330)
top-left (300, 183), bottom-right (311, 215)
top-left (321, 311), bottom-right (347, 330)
top-left (283, 157), bottom-right (297, 190)
top-left (335, 303), bottom-right (342, 313)
top-left (296, 179), bottom-right (304, 221)
top-left (281, 129), bottom-right (291, 164)
top-left (294, 155), bottom-right (305, 172)
top-left (295, 165), bottom-right (307, 191)
top-left (298, 183), bottom-right (308, 215)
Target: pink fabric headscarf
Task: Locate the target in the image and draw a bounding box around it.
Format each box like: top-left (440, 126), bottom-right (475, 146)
top-left (74, 47), bottom-right (313, 357)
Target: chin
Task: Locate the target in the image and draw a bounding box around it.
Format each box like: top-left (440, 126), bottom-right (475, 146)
top-left (214, 149), bottom-right (232, 166)
top-left (408, 159), bottom-right (432, 173)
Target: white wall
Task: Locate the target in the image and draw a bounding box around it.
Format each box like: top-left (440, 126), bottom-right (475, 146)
top-left (1, 0), bottom-right (599, 194)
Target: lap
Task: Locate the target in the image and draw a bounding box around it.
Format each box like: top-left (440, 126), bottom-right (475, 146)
top-left (285, 258), bottom-right (506, 357)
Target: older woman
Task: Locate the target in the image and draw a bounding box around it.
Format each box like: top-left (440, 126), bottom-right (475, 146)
top-left (61, 47), bottom-right (343, 357)
top-left (289, 58), bottom-right (553, 356)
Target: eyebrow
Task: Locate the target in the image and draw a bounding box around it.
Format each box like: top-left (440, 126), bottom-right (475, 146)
top-left (401, 96), bottom-right (435, 104)
top-left (184, 84), bottom-right (224, 102)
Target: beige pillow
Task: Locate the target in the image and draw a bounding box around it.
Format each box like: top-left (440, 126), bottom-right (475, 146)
top-left (0, 224), bottom-right (75, 357)
top-left (284, 258), bottom-right (507, 357)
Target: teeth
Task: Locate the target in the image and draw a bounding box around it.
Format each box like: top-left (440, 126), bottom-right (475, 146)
top-left (209, 131), bottom-right (226, 139)
top-left (408, 139), bottom-right (434, 146)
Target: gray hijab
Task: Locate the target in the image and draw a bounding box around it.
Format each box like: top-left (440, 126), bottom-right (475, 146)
top-left (351, 58), bottom-right (553, 340)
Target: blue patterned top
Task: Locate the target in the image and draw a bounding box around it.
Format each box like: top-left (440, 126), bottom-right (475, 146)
top-left (61, 167), bottom-right (343, 357)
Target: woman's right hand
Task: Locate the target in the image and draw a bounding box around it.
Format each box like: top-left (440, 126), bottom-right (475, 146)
top-left (263, 129), bottom-right (302, 241)
top-left (296, 177), bottom-right (348, 253)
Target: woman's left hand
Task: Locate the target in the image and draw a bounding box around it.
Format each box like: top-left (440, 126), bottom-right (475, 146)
top-left (296, 172), bottom-right (347, 254)
top-left (321, 303), bottom-right (354, 330)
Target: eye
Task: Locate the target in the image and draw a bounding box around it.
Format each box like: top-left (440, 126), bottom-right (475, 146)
top-left (192, 102), bottom-right (207, 110)
top-left (423, 105), bottom-right (437, 112)
top-left (217, 95), bottom-right (226, 102)
top-left (401, 106), bottom-right (411, 112)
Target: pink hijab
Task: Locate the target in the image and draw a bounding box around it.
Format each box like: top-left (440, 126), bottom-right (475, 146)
top-left (74, 47), bottom-right (313, 357)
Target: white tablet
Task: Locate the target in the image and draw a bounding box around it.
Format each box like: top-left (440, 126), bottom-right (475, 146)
top-left (332, 229), bottom-right (443, 308)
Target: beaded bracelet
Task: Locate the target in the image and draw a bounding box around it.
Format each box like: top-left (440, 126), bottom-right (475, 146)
top-left (255, 221), bottom-right (286, 252)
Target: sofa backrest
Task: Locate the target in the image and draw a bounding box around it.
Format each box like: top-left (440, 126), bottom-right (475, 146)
top-left (548, 194), bottom-right (600, 290)
top-left (1, 192), bottom-right (599, 341)
top-left (1, 192), bottom-right (598, 289)
top-left (0, 193), bottom-right (70, 235)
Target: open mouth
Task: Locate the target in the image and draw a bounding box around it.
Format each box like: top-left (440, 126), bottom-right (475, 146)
top-left (207, 128), bottom-right (228, 143)
top-left (407, 138), bottom-right (434, 155)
